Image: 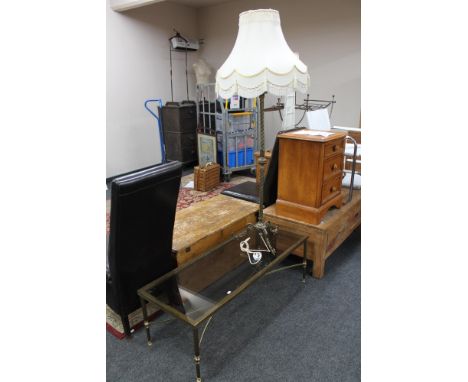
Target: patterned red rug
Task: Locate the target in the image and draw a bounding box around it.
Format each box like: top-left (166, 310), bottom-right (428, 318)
top-left (106, 173), bottom-right (253, 338)
top-left (176, 182), bottom-right (233, 210)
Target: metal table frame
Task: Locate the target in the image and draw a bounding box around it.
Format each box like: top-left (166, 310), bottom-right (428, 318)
top-left (138, 232), bottom-right (308, 382)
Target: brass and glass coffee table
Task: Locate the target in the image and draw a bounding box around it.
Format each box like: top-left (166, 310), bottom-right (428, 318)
top-left (137, 227), bottom-right (308, 382)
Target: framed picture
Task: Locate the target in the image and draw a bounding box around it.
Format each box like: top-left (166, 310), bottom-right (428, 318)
top-left (197, 133), bottom-right (217, 167)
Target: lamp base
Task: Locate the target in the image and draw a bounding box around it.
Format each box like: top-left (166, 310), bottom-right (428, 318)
top-left (247, 220), bottom-right (278, 256)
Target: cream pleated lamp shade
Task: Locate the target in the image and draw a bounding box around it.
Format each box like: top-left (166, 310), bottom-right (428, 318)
top-left (216, 9), bottom-right (309, 99)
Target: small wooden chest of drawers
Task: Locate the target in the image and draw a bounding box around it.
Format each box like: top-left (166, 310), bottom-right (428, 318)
top-left (276, 129), bottom-right (347, 225)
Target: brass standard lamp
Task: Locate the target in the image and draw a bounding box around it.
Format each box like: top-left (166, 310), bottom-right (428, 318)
top-left (215, 9), bottom-right (309, 251)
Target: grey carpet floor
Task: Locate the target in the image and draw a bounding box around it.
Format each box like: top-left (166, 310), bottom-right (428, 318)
top-left (107, 228), bottom-right (361, 382)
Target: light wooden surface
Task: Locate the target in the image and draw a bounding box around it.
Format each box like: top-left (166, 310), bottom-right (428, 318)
top-left (173, 194), bottom-right (258, 265)
top-left (265, 188), bottom-right (360, 278)
top-left (278, 130), bottom-right (347, 143)
top-left (276, 130), bottom-right (346, 224)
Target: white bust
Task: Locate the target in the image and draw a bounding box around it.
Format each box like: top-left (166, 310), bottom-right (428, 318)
top-left (193, 58), bottom-right (212, 84)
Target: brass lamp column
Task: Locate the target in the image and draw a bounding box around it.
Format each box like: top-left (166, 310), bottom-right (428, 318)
top-left (257, 93), bottom-right (266, 222)
top-left (254, 92), bottom-right (278, 254)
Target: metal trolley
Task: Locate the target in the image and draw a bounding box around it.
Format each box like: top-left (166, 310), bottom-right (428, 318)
top-left (196, 83), bottom-right (259, 182)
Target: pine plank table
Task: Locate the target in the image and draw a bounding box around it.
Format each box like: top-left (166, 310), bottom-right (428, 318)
top-left (173, 194), bottom-right (258, 265)
top-left (264, 188), bottom-right (361, 278)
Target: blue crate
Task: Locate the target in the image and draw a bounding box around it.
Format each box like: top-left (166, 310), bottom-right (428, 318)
top-left (224, 149), bottom-right (253, 168)
top-left (237, 151), bottom-right (245, 166)
top-left (246, 148), bottom-right (254, 165)
top-left (228, 151), bottom-right (236, 168)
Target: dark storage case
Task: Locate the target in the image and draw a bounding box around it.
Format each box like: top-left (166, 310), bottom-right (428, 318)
top-left (160, 101), bottom-right (197, 165)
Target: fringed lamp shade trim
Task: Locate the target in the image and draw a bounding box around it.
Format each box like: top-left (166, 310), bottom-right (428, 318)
top-left (215, 9), bottom-right (310, 99)
top-left (216, 68), bottom-right (309, 99)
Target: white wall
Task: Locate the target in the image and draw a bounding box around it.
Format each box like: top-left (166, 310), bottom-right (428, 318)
top-left (106, 0), bottom-right (198, 177)
top-left (197, 0), bottom-right (361, 149)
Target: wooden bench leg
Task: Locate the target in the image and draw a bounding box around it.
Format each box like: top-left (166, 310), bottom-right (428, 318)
top-left (307, 239), bottom-right (326, 279)
top-left (312, 259), bottom-right (325, 279)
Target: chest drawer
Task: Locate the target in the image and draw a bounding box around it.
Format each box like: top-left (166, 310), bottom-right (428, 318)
top-left (324, 139), bottom-right (345, 158)
top-left (321, 174), bottom-right (342, 204)
top-left (323, 154), bottom-right (344, 181)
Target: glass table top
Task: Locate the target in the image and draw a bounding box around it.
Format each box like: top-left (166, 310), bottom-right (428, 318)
top-left (138, 227), bottom-right (307, 327)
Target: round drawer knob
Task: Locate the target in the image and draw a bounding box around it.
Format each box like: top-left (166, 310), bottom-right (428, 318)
top-left (332, 163), bottom-right (338, 170)
top-left (331, 186), bottom-right (337, 192)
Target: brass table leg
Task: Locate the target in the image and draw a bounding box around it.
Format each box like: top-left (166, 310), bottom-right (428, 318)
top-left (193, 327), bottom-right (202, 382)
top-left (140, 297), bottom-right (152, 346)
top-left (302, 240), bottom-right (308, 283)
